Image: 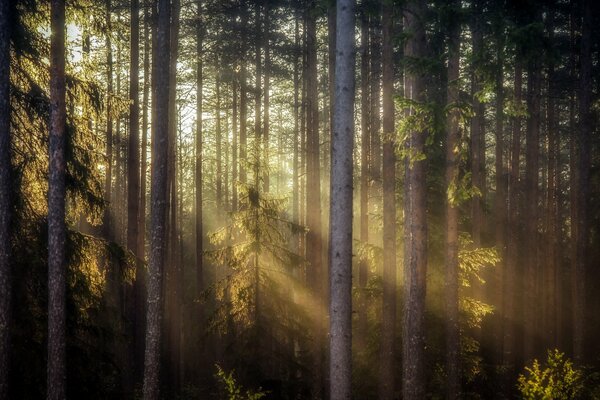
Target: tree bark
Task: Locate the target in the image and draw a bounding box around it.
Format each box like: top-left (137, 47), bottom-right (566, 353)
top-left (444, 3), bottom-right (461, 397)
top-left (378, 0), bottom-right (396, 398)
top-left (574, 0), bottom-right (591, 364)
top-left (48, 1), bottom-right (67, 399)
top-left (358, 5), bottom-right (370, 349)
top-left (0, 0), bottom-right (11, 396)
top-left (306, 1), bottom-right (323, 396)
top-left (402, 1), bottom-right (428, 398)
top-left (142, 0), bottom-right (170, 398)
top-left (104, 0), bottom-right (114, 240)
top-left (328, 1), bottom-right (355, 398)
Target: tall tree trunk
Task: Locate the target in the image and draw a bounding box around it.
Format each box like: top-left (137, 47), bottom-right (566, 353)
top-left (574, 0), bottom-right (591, 364)
top-left (358, 6), bottom-right (370, 349)
top-left (254, 0), bottom-right (262, 147)
top-left (239, 2), bottom-right (248, 187)
top-left (306, 1), bottom-right (323, 396)
top-left (195, 0), bottom-right (205, 381)
top-left (263, 3), bottom-right (270, 193)
top-left (402, 1), bottom-right (428, 398)
top-left (568, 5), bottom-right (577, 359)
top-left (232, 73), bottom-right (238, 210)
top-left (166, 0), bottom-right (182, 390)
top-left (493, 24), bottom-right (506, 367)
top-left (135, 2), bottom-right (150, 384)
top-left (292, 9), bottom-right (300, 252)
top-left (104, 0), bottom-right (114, 240)
top-left (378, 0), bottom-right (396, 398)
top-left (142, 0), bottom-right (170, 398)
top-left (0, 0), bottom-right (12, 396)
top-left (504, 60), bottom-right (522, 369)
top-left (215, 64), bottom-right (222, 208)
top-left (444, 4), bottom-right (461, 398)
top-left (523, 38), bottom-right (541, 363)
top-left (470, 2), bottom-right (484, 247)
top-left (128, 0), bottom-right (142, 388)
top-left (48, 1), bottom-right (67, 399)
top-left (544, 11), bottom-right (558, 352)
top-left (329, 1), bottom-right (355, 398)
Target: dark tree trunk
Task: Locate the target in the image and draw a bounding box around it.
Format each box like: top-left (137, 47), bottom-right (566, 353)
top-left (574, 0), bottom-right (591, 364)
top-left (402, 1), bottom-right (428, 398)
top-left (306, 2), bottom-right (323, 396)
top-left (47, 1), bottom-right (67, 399)
top-left (470, 2), bottom-right (484, 247)
top-left (128, 0), bottom-right (142, 386)
top-left (378, 0), bottom-right (396, 398)
top-left (142, 0), bottom-right (170, 398)
top-left (263, 3), bottom-right (270, 193)
top-left (239, 2), bottom-right (248, 187)
top-left (444, 3), bottom-right (461, 397)
top-left (523, 39), bottom-right (541, 363)
top-left (0, 0), bottom-right (11, 396)
top-left (135, 2), bottom-right (150, 384)
top-left (328, 1), bottom-right (355, 398)
top-left (504, 60), bottom-right (522, 369)
top-left (215, 64), bottom-right (222, 208)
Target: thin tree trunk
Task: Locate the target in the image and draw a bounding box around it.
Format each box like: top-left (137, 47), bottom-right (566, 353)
top-left (329, 0), bottom-right (355, 398)
top-left (378, 0), bottom-right (396, 397)
top-left (48, 1), bottom-right (67, 398)
top-left (0, 0), bottom-right (12, 396)
top-left (142, 0), bottom-right (170, 397)
top-left (263, 3), bottom-right (270, 193)
top-left (444, 4), bottom-right (461, 397)
top-left (195, 0), bottom-right (204, 381)
top-left (104, 0), bottom-right (114, 240)
top-left (215, 64), bottom-right (222, 208)
top-left (402, 1), bottom-right (428, 398)
top-left (470, 2), bottom-right (484, 247)
top-left (239, 2), bottom-right (248, 186)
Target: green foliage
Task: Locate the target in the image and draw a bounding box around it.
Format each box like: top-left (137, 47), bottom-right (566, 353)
top-left (518, 350), bottom-right (584, 400)
top-left (215, 365), bottom-right (268, 400)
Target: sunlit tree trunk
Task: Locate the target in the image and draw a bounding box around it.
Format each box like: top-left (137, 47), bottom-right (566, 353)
top-left (328, 0), bottom-right (355, 398)
top-left (378, 0), bottom-right (396, 397)
top-left (402, 1), bottom-right (428, 398)
top-left (358, 7), bottom-right (370, 349)
top-left (0, 1), bottom-right (11, 396)
top-left (47, 1), bottom-right (67, 398)
top-left (239, 2), bottom-right (248, 187)
top-left (104, 0), bottom-right (114, 240)
top-left (215, 63), bottom-right (222, 208)
top-left (142, 0), bottom-right (170, 398)
top-left (263, 3), bottom-right (270, 193)
top-left (195, 0), bottom-right (204, 382)
top-left (444, 3), bottom-right (460, 397)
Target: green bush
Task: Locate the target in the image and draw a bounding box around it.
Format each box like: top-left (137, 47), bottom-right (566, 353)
top-left (215, 365), bottom-right (268, 400)
top-left (517, 349), bottom-right (583, 400)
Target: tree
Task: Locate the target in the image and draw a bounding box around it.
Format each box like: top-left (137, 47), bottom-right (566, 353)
top-left (0, 0), bottom-right (11, 397)
top-left (328, 0), bottom-right (355, 398)
top-left (573, 0), bottom-right (591, 364)
top-left (402, 0), bottom-right (428, 398)
top-left (444, 1), bottom-right (461, 397)
top-left (47, 1), bottom-right (67, 399)
top-left (142, 0), bottom-right (170, 398)
top-left (378, 0), bottom-right (396, 397)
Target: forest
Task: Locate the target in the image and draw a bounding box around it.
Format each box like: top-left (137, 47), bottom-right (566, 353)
top-left (0, 0), bottom-right (598, 398)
